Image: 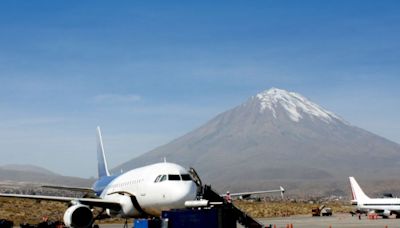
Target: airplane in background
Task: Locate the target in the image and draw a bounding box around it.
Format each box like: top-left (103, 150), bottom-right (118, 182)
top-left (0, 127), bottom-right (285, 227)
top-left (349, 176), bottom-right (400, 218)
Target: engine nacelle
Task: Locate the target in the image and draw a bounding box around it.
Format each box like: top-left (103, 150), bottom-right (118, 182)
top-left (63, 204), bottom-right (93, 228)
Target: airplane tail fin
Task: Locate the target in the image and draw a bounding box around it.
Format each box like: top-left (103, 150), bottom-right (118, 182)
top-left (349, 176), bottom-right (370, 203)
top-left (97, 126), bottom-right (111, 178)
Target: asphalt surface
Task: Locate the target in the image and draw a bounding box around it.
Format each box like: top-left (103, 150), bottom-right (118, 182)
top-left (98, 214), bottom-right (400, 228)
top-left (256, 213), bottom-right (398, 228)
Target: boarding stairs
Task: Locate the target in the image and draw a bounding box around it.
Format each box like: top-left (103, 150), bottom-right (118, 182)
top-left (201, 185), bottom-right (264, 228)
top-left (188, 167), bottom-right (264, 228)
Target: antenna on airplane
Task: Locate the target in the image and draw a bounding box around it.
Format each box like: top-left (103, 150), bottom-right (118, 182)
top-left (163, 157), bottom-right (167, 163)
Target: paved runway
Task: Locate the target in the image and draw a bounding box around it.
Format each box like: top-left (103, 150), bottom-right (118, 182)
top-left (99, 214), bottom-right (399, 228)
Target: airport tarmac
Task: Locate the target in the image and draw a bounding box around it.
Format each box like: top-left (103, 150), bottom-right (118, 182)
top-left (255, 213), bottom-right (398, 228)
top-left (98, 214), bottom-right (400, 228)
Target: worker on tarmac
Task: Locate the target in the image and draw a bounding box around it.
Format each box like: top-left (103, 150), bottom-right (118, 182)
top-left (225, 191), bottom-right (232, 204)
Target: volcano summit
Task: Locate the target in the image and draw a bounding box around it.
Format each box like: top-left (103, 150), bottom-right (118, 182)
top-left (117, 88), bottom-right (400, 196)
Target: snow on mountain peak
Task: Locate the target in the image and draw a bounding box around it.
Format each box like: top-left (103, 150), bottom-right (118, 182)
top-left (255, 88), bottom-right (343, 123)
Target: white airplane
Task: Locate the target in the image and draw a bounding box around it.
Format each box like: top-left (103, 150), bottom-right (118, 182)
top-left (0, 127), bottom-right (285, 227)
top-left (0, 127), bottom-right (198, 227)
top-left (349, 176), bottom-right (400, 218)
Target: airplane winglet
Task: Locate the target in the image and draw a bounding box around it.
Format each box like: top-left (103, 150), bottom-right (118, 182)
top-left (280, 186), bottom-right (285, 199)
top-left (97, 126), bottom-right (111, 177)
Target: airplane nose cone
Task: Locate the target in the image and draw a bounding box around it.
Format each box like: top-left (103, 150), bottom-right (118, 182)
top-left (171, 182), bottom-right (198, 206)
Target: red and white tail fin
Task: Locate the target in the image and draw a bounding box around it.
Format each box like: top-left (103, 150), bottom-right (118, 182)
top-left (349, 176), bottom-right (370, 204)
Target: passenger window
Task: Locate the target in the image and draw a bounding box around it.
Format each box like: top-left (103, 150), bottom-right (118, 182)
top-left (168, 174), bottom-right (181, 181)
top-left (159, 175), bottom-right (167, 182)
top-left (154, 175), bottom-right (161, 183)
top-left (181, 174), bottom-right (192, 181)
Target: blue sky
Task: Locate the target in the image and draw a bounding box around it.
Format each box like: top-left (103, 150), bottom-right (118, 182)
top-left (0, 1), bottom-right (399, 177)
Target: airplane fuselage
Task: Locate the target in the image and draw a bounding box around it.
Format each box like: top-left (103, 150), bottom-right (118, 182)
top-left (357, 198), bottom-right (400, 213)
top-left (94, 162), bottom-right (197, 217)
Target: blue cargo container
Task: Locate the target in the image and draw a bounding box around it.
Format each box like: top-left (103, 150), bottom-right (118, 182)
top-left (162, 208), bottom-right (236, 228)
top-left (134, 219), bottom-right (162, 228)
top-left (162, 209), bottom-right (218, 228)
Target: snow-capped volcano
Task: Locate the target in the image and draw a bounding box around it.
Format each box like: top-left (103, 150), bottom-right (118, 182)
top-left (255, 88), bottom-right (343, 123)
top-left (117, 87), bottom-right (400, 196)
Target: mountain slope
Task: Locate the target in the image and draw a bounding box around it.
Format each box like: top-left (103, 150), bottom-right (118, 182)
top-left (116, 88), bottom-right (400, 196)
top-left (0, 164), bottom-right (57, 175)
top-left (0, 164), bottom-right (92, 187)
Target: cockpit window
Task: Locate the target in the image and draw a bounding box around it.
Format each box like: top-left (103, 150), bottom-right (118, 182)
top-left (168, 174), bottom-right (181, 181)
top-left (154, 175), bottom-right (162, 183)
top-left (181, 174), bottom-right (192, 181)
top-left (159, 175), bottom-right (167, 182)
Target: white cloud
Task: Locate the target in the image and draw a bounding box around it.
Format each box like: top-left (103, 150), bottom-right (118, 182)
top-left (92, 94), bottom-right (142, 104)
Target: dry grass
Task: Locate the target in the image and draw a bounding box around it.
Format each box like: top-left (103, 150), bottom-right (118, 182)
top-left (0, 198), bottom-right (67, 224)
top-left (234, 200), bottom-right (353, 218)
top-left (0, 198), bottom-right (352, 224)
top-left (0, 198), bottom-right (126, 225)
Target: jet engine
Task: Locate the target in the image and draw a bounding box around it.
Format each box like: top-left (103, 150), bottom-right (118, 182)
top-left (63, 204), bottom-right (93, 228)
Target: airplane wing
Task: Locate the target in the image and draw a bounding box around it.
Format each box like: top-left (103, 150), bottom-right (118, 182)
top-left (221, 186), bottom-right (285, 198)
top-left (41, 185), bottom-right (96, 193)
top-left (0, 193), bottom-right (121, 211)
